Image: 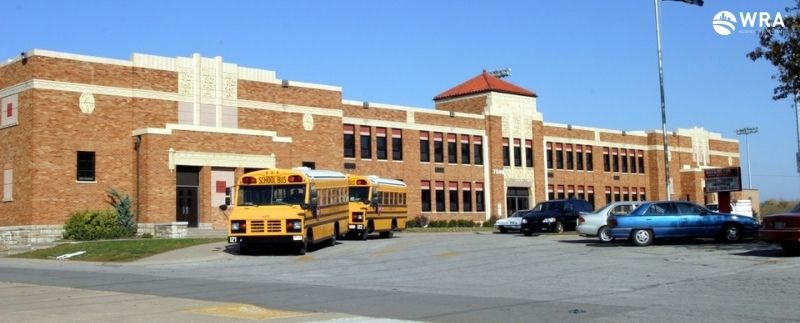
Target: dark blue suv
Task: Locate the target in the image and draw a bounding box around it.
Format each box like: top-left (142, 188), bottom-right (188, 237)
top-left (521, 199), bottom-right (593, 235)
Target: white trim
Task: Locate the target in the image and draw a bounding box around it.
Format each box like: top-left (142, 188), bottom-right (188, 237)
top-left (342, 117), bottom-right (485, 136)
top-left (133, 124), bottom-right (293, 143)
top-left (273, 79), bottom-right (342, 92)
top-left (238, 99), bottom-right (343, 117)
top-left (541, 138), bottom-right (738, 158)
top-left (543, 122), bottom-right (648, 136)
top-left (30, 49), bottom-right (132, 67)
top-left (168, 149), bottom-right (277, 171)
top-left (342, 99), bottom-right (485, 120)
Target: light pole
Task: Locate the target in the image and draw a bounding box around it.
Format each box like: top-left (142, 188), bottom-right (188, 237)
top-left (653, 0), bottom-right (672, 200)
top-left (735, 127), bottom-right (758, 189)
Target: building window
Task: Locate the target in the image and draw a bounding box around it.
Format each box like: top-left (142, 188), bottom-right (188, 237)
top-left (392, 129), bottom-right (403, 161)
top-left (475, 183), bottom-right (485, 212)
top-left (557, 185), bottom-right (566, 199)
top-left (449, 182), bottom-right (459, 212)
top-left (631, 188), bottom-right (639, 201)
top-left (1, 94), bottom-right (19, 128)
top-left (525, 140), bottom-right (533, 167)
top-left (462, 182), bottom-right (472, 212)
top-left (630, 152), bottom-right (637, 174)
top-left (435, 181), bottom-right (445, 211)
top-left (640, 188), bottom-right (646, 201)
top-left (605, 187), bottom-right (612, 204)
top-left (302, 161), bottom-right (315, 169)
top-left (343, 124), bottom-right (355, 158)
top-left (587, 187), bottom-right (596, 209)
top-left (420, 132), bottom-right (430, 162)
top-left (623, 188), bottom-right (630, 201)
top-left (576, 145), bottom-right (584, 170)
top-left (586, 146), bottom-right (594, 171)
top-left (555, 144), bottom-right (564, 169)
top-left (77, 151), bottom-right (96, 181)
top-left (447, 134), bottom-right (458, 164)
top-left (376, 128), bottom-right (387, 160)
top-left (621, 149), bottom-right (629, 173)
top-left (548, 185), bottom-right (555, 200)
top-left (461, 135), bottom-right (471, 164)
top-left (612, 148), bottom-right (620, 172)
top-left (3, 169), bottom-right (12, 201)
top-left (603, 147), bottom-right (610, 172)
top-left (502, 138), bottom-right (510, 166)
top-left (513, 139), bottom-right (522, 167)
top-left (566, 144), bottom-right (574, 170)
top-left (421, 181), bottom-right (431, 212)
top-left (473, 136), bottom-right (483, 165)
top-left (638, 150), bottom-right (645, 173)
top-left (546, 143), bottom-right (553, 169)
top-left (434, 133), bottom-right (444, 163)
top-left (360, 126), bottom-right (372, 159)
top-left (614, 188), bottom-right (621, 202)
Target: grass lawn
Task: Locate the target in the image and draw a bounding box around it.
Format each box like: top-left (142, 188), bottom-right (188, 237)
top-left (10, 238), bottom-right (225, 262)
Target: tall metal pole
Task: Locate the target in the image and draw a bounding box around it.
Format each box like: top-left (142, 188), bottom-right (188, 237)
top-left (654, 0), bottom-right (672, 200)
top-left (795, 93), bottom-right (800, 174)
top-left (736, 127), bottom-right (758, 189)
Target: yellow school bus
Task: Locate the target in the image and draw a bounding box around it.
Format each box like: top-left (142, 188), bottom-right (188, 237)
top-left (221, 167), bottom-right (349, 255)
top-left (346, 174), bottom-right (408, 239)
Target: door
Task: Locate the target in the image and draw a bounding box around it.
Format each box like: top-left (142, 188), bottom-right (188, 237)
top-left (176, 187), bottom-right (198, 227)
top-left (176, 166), bottom-right (201, 228)
top-left (506, 187), bottom-right (530, 216)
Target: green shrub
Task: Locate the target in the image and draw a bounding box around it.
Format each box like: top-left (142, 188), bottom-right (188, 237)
top-left (107, 188), bottom-right (136, 234)
top-left (407, 215), bottom-right (429, 228)
top-left (426, 219), bottom-right (478, 228)
top-left (482, 215), bottom-right (499, 227)
top-left (140, 232), bottom-right (154, 239)
top-left (63, 210), bottom-right (135, 241)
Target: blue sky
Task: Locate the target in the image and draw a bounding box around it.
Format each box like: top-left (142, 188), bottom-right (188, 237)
top-left (2, 0), bottom-right (798, 201)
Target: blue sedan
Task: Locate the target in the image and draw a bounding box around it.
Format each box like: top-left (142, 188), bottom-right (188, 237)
top-left (607, 201), bottom-right (760, 246)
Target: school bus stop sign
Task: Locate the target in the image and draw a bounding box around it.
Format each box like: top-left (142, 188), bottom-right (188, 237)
top-left (704, 167), bottom-right (742, 193)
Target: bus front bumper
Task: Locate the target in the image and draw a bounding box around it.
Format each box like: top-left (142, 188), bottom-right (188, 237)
top-left (229, 235), bottom-right (303, 244)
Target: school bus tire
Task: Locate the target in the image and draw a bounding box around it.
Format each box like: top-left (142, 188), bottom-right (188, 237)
top-left (238, 243), bottom-right (251, 255)
top-left (330, 224), bottom-right (339, 247)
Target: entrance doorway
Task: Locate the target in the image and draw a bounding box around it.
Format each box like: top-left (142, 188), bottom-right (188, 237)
top-left (506, 187), bottom-right (530, 216)
top-left (176, 166), bottom-right (200, 227)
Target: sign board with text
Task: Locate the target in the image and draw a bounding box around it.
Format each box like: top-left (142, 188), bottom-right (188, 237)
top-left (704, 167), bottom-right (742, 193)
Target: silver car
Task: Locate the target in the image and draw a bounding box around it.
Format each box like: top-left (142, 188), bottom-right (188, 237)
top-left (495, 210), bottom-right (528, 233)
top-left (577, 201), bottom-right (640, 242)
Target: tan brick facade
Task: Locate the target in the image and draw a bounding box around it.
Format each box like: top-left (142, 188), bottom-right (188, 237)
top-left (0, 50), bottom-right (748, 246)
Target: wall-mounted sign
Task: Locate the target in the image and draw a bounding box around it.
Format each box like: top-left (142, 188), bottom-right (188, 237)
top-left (704, 167), bottom-right (742, 193)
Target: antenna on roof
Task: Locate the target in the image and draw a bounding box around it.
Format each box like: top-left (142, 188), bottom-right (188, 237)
top-left (488, 68), bottom-right (511, 78)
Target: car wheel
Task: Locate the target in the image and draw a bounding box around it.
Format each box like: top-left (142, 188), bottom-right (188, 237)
top-left (781, 243), bottom-right (800, 256)
top-left (631, 229), bottom-right (653, 247)
top-left (721, 224), bottom-right (743, 243)
top-left (553, 221), bottom-right (564, 234)
top-left (239, 243), bottom-right (250, 255)
top-left (598, 226), bottom-right (615, 243)
top-left (499, 228), bottom-right (507, 233)
top-left (523, 231), bottom-right (533, 237)
top-left (330, 228), bottom-right (338, 247)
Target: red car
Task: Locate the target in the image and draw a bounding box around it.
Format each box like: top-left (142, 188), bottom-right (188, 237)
top-left (760, 203), bottom-right (800, 255)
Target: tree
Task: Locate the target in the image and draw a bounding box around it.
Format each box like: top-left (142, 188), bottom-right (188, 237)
top-left (747, 1), bottom-right (800, 100)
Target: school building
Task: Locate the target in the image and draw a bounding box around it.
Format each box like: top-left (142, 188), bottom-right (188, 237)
top-left (0, 49), bottom-right (750, 246)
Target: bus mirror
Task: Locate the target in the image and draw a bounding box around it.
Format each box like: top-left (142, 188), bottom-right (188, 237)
top-left (224, 197), bottom-right (231, 206)
top-left (219, 204), bottom-right (228, 211)
top-left (371, 197), bottom-right (380, 206)
top-left (225, 187), bottom-right (231, 196)
top-left (310, 197), bottom-right (318, 207)
top-left (362, 198), bottom-right (371, 205)
top-left (300, 203), bottom-right (310, 210)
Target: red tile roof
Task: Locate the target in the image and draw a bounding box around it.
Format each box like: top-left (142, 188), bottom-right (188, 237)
top-left (433, 70), bottom-right (537, 101)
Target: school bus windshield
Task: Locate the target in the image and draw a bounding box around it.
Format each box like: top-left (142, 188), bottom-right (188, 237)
top-left (237, 184), bottom-right (306, 206)
top-left (349, 187), bottom-right (369, 202)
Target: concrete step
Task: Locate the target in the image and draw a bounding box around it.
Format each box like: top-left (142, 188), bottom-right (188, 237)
top-left (186, 228), bottom-right (227, 238)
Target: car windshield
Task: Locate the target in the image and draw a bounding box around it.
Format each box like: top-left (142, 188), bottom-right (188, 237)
top-left (532, 201), bottom-right (563, 212)
top-left (237, 184), bottom-right (305, 206)
top-left (349, 187), bottom-right (370, 202)
top-left (510, 210), bottom-right (527, 217)
top-left (791, 203), bottom-right (800, 213)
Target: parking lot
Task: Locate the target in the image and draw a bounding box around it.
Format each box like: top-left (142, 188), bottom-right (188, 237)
top-left (1, 232), bottom-right (799, 322)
